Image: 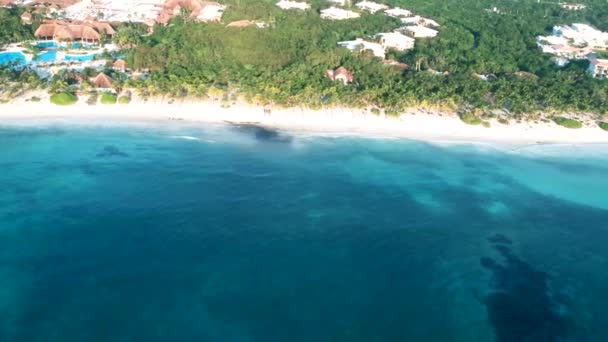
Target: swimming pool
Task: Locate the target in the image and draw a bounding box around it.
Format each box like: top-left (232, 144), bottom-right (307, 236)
top-left (0, 52), bottom-right (27, 65)
top-left (36, 41), bottom-right (95, 49)
top-left (1, 50), bottom-right (96, 65)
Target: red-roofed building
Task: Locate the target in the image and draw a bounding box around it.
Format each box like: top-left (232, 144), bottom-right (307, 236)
top-left (325, 67), bottom-right (354, 85)
top-left (588, 58), bottom-right (608, 78)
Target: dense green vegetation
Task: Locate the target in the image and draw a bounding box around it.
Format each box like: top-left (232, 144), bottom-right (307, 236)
top-left (50, 92), bottom-right (78, 105)
top-left (0, 7), bottom-right (33, 46)
top-left (553, 116), bottom-right (583, 128)
top-left (459, 112), bottom-right (483, 125)
top-left (101, 92), bottom-right (117, 104)
top-left (599, 121), bottom-right (608, 131)
top-left (0, 66), bottom-right (44, 102)
top-left (119, 0), bottom-right (608, 117)
top-left (4, 0), bottom-right (608, 118)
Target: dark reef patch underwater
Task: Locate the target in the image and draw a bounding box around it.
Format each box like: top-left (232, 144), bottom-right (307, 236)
top-left (0, 122), bottom-right (608, 342)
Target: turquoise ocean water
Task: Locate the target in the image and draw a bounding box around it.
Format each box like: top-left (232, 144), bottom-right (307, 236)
top-left (1, 121), bottom-right (608, 341)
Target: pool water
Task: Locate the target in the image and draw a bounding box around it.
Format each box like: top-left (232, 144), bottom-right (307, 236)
top-left (36, 41), bottom-right (94, 50)
top-left (1, 49), bottom-right (96, 65)
top-left (0, 52), bottom-right (26, 65)
top-left (31, 50), bottom-right (95, 63)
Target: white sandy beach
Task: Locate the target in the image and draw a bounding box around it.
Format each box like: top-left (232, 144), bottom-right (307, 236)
top-left (2, 93), bottom-right (608, 144)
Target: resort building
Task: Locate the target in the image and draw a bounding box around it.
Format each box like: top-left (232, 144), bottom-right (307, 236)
top-left (157, 0), bottom-right (225, 23)
top-left (276, 0), bottom-right (310, 10)
top-left (551, 23), bottom-right (608, 49)
top-left (537, 23), bottom-right (608, 60)
top-left (402, 25), bottom-right (438, 38)
top-left (0, 0), bottom-right (17, 6)
top-left (320, 7), bottom-right (360, 20)
top-left (384, 7), bottom-right (412, 18)
top-left (112, 59), bottom-right (128, 71)
top-left (401, 15), bottom-right (440, 27)
top-left (325, 67), bottom-right (354, 84)
top-left (377, 32), bottom-right (415, 51)
top-left (327, 0), bottom-right (347, 5)
top-left (60, 0), bottom-right (165, 23)
top-left (588, 58), bottom-right (608, 78)
top-left (561, 3), bottom-right (586, 10)
top-left (538, 43), bottom-right (591, 59)
top-left (355, 1), bottom-right (388, 13)
top-left (33, 0), bottom-right (82, 8)
top-left (337, 38), bottom-right (385, 58)
top-left (34, 20), bottom-right (116, 42)
top-left (92, 72), bottom-right (114, 90)
top-left (20, 12), bottom-right (33, 25)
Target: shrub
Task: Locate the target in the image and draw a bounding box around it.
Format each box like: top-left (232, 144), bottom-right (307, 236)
top-left (599, 122), bottom-right (608, 131)
top-left (118, 95), bottom-right (131, 104)
top-left (50, 93), bottom-right (78, 105)
top-left (553, 117), bottom-right (582, 129)
top-left (87, 93), bottom-right (98, 105)
top-left (498, 118), bottom-right (509, 125)
top-left (459, 112), bottom-right (483, 125)
top-left (30, 96), bottom-right (41, 102)
top-left (100, 92), bottom-right (117, 104)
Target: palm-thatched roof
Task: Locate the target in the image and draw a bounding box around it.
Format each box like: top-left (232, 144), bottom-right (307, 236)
top-left (112, 59), bottom-right (127, 71)
top-left (92, 73), bottom-right (114, 89)
top-left (34, 20), bottom-right (113, 41)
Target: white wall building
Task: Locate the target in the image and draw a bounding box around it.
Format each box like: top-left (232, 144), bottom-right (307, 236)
top-left (588, 58), bottom-right (608, 78)
top-left (355, 1), bottom-right (388, 13)
top-left (384, 7), bottom-right (412, 18)
top-left (561, 3), bottom-right (586, 10)
top-left (402, 25), bottom-right (438, 38)
top-left (62, 0), bottom-right (166, 23)
top-left (377, 32), bottom-right (415, 51)
top-left (337, 38), bottom-right (386, 58)
top-left (401, 15), bottom-right (440, 27)
top-left (320, 7), bottom-right (360, 20)
top-left (276, 0), bottom-right (310, 10)
top-left (197, 3), bottom-right (225, 22)
top-left (552, 23), bottom-right (608, 49)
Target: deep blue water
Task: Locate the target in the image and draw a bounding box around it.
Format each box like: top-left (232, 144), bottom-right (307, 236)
top-left (1, 121), bottom-right (608, 342)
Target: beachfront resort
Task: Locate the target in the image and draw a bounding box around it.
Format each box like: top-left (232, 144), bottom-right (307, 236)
top-left (1, 0), bottom-right (441, 96)
top-left (536, 23), bottom-right (608, 77)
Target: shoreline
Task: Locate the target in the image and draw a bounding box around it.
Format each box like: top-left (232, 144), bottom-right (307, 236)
top-left (2, 96), bottom-right (608, 145)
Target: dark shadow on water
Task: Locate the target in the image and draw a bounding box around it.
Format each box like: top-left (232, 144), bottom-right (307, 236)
top-left (226, 122), bottom-right (293, 143)
top-left (487, 234), bottom-right (512, 245)
top-left (480, 235), bottom-right (575, 342)
top-left (96, 146), bottom-right (130, 158)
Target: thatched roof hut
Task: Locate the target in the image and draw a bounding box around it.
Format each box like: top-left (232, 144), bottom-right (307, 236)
top-left (325, 67), bottom-right (354, 84)
top-left (92, 73), bottom-right (114, 89)
top-left (34, 20), bottom-right (113, 42)
top-left (112, 59), bottom-right (128, 71)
